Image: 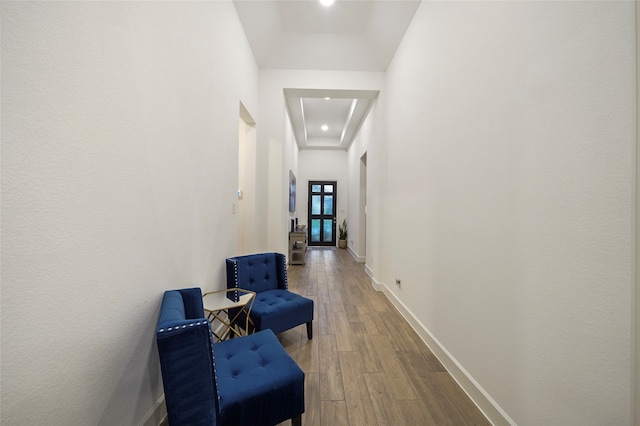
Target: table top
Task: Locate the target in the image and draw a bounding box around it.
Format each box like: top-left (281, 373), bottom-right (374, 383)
top-left (202, 289), bottom-right (255, 312)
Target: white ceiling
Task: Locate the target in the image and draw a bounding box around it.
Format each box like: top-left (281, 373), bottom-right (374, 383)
top-left (233, 0), bottom-right (420, 150)
top-left (284, 88), bottom-right (380, 150)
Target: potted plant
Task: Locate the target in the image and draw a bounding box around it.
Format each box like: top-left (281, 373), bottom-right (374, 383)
top-left (338, 219), bottom-right (347, 249)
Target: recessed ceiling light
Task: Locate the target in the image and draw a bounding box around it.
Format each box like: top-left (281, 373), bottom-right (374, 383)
top-left (324, 97), bottom-right (331, 100)
top-left (321, 125), bottom-right (329, 131)
top-left (319, 0), bottom-right (334, 6)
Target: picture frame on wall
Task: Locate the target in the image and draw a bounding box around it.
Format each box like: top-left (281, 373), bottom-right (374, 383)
top-left (289, 170), bottom-right (296, 213)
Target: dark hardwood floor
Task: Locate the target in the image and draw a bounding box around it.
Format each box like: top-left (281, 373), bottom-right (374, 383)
top-left (278, 247), bottom-right (491, 426)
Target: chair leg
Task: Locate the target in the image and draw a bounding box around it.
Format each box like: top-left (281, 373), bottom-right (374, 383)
top-left (306, 321), bottom-right (313, 340)
top-left (292, 414), bottom-right (302, 426)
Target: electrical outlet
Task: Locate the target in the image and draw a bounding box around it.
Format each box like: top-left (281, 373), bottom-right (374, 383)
top-left (395, 278), bottom-right (401, 286)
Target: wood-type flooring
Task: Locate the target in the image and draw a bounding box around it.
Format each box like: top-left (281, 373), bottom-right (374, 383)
top-left (277, 247), bottom-right (491, 426)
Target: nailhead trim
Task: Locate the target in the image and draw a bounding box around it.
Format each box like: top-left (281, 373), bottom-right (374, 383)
top-left (158, 321), bottom-right (205, 333)
top-left (208, 323), bottom-right (222, 405)
top-left (233, 261), bottom-right (239, 301)
top-left (282, 255), bottom-right (288, 290)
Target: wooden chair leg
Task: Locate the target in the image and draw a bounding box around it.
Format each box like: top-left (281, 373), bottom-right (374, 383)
top-left (306, 321), bottom-right (313, 340)
top-left (292, 414), bottom-right (302, 426)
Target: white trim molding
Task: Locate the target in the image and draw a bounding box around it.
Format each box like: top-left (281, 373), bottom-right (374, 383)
top-left (347, 246), bottom-right (365, 263)
top-left (138, 395), bottom-right (167, 426)
top-left (364, 263), bottom-right (384, 291)
top-left (378, 283), bottom-right (516, 426)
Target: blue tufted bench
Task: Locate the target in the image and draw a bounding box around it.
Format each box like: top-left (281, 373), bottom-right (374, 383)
top-left (156, 287), bottom-right (305, 426)
top-left (226, 252), bottom-right (314, 339)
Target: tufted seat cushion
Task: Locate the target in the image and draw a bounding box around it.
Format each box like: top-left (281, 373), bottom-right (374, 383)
top-left (215, 329), bottom-right (305, 425)
top-left (251, 290), bottom-right (314, 335)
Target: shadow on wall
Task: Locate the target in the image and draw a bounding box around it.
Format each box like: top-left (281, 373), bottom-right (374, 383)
top-left (97, 302), bottom-right (164, 426)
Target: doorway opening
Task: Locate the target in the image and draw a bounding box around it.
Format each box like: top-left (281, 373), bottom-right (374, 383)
top-left (238, 101), bottom-right (256, 254)
top-left (359, 152), bottom-right (367, 260)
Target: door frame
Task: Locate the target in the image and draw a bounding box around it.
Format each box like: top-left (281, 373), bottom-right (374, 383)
top-left (307, 180), bottom-right (337, 247)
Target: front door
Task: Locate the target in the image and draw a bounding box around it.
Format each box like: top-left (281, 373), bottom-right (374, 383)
top-left (308, 181), bottom-right (337, 246)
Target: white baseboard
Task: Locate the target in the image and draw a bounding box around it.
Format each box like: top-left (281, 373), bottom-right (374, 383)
top-left (138, 395), bottom-right (167, 426)
top-left (373, 281), bottom-right (515, 426)
top-left (364, 263), bottom-right (380, 289)
top-left (347, 246), bottom-right (365, 262)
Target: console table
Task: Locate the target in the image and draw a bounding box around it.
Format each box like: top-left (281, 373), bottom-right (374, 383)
top-left (288, 230), bottom-right (307, 265)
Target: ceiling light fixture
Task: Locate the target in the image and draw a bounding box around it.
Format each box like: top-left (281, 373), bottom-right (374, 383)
top-left (319, 0), bottom-right (334, 6)
top-left (324, 97), bottom-right (331, 100)
top-left (321, 125), bottom-right (329, 131)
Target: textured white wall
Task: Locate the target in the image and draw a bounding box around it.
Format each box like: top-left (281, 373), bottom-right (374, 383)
top-left (384, 2), bottom-right (635, 424)
top-left (298, 149), bottom-right (349, 240)
top-left (1, 2), bottom-right (258, 424)
top-left (347, 101), bottom-right (379, 261)
top-left (284, 108), bottom-right (299, 243)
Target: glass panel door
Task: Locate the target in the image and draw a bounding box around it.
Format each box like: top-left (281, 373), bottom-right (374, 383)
top-left (308, 181), bottom-right (337, 246)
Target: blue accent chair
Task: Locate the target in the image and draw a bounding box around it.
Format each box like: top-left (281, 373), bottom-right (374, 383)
top-left (226, 253), bottom-right (314, 339)
top-left (156, 287), bottom-right (305, 426)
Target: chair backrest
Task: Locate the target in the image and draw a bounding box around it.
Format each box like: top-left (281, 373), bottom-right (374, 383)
top-left (156, 287), bottom-right (219, 426)
top-left (226, 253), bottom-right (288, 299)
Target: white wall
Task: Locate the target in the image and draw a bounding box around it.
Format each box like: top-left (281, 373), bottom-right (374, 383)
top-left (1, 2), bottom-right (258, 424)
top-left (347, 101), bottom-right (380, 262)
top-left (284, 108), bottom-right (299, 239)
top-left (383, 2), bottom-right (635, 425)
top-left (298, 150), bottom-right (348, 243)
top-left (238, 113), bottom-right (258, 255)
